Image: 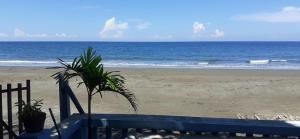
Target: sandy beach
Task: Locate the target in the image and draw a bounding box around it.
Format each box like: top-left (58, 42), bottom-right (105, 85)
top-left (1, 67), bottom-right (300, 127)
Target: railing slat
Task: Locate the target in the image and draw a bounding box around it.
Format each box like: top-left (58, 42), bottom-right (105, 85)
top-left (7, 84), bottom-right (13, 139)
top-left (121, 128), bottom-right (128, 138)
top-left (151, 129), bottom-right (157, 134)
top-left (51, 114), bottom-right (300, 139)
top-left (136, 128), bottom-right (142, 133)
top-left (26, 80), bottom-right (31, 105)
top-left (0, 85), bottom-right (3, 139)
top-left (105, 127), bottom-right (112, 139)
top-left (1, 87), bottom-right (30, 93)
top-left (229, 132), bottom-right (236, 136)
top-left (246, 133), bottom-right (253, 137)
top-left (17, 83), bottom-right (23, 134)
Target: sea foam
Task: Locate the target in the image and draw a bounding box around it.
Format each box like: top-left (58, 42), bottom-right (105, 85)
top-left (249, 60), bottom-right (270, 65)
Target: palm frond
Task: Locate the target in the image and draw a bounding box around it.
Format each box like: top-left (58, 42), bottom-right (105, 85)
top-left (51, 47), bottom-right (138, 112)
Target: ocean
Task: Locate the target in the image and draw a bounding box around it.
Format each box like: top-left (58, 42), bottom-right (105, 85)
top-left (0, 41), bottom-right (300, 69)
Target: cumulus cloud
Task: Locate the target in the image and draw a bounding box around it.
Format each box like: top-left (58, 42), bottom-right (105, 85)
top-left (233, 6), bottom-right (300, 23)
top-left (211, 29), bottom-right (225, 38)
top-left (0, 33), bottom-right (8, 38)
top-left (136, 22), bottom-right (151, 30)
top-left (100, 17), bottom-right (128, 39)
top-left (193, 22), bottom-right (205, 34)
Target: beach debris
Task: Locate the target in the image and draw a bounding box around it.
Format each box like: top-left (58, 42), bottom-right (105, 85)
top-left (237, 113), bottom-right (300, 120)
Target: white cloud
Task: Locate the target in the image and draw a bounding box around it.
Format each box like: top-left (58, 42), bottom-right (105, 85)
top-left (233, 6), bottom-right (300, 23)
top-left (136, 22), bottom-right (151, 30)
top-left (13, 28), bottom-right (77, 39)
top-left (0, 33), bottom-right (8, 38)
top-left (14, 28), bottom-right (26, 38)
top-left (211, 29), bottom-right (225, 38)
top-left (55, 33), bottom-right (78, 38)
top-left (193, 22), bottom-right (205, 34)
top-left (100, 17), bottom-right (128, 39)
top-left (154, 34), bottom-right (173, 40)
top-left (55, 33), bottom-right (67, 38)
top-left (27, 34), bottom-right (48, 38)
top-left (14, 28), bottom-right (48, 38)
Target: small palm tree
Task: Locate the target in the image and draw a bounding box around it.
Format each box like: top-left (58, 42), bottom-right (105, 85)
top-left (52, 47), bottom-right (137, 139)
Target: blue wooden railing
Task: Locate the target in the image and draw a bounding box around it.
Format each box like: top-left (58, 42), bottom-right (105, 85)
top-left (50, 114), bottom-right (300, 139)
top-left (56, 75), bottom-right (300, 139)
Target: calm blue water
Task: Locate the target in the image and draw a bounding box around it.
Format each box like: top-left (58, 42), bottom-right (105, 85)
top-left (0, 41), bottom-right (300, 69)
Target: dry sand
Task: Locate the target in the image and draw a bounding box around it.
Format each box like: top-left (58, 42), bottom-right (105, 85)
top-left (1, 67), bottom-right (300, 127)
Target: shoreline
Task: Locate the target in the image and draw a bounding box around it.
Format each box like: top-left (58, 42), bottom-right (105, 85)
top-left (1, 66), bottom-right (300, 71)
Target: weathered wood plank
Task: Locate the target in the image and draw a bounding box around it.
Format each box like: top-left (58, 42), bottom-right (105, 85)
top-left (50, 114), bottom-right (300, 139)
top-left (0, 85), bottom-right (3, 139)
top-left (1, 87), bottom-right (29, 93)
top-left (7, 84), bottom-right (12, 139)
top-left (105, 127), bottom-right (112, 139)
top-left (90, 114), bottom-right (300, 136)
top-left (17, 83), bottom-right (24, 134)
top-left (59, 76), bottom-right (70, 121)
top-left (121, 128), bottom-right (128, 138)
top-left (26, 80), bottom-right (30, 105)
top-left (61, 81), bottom-right (84, 114)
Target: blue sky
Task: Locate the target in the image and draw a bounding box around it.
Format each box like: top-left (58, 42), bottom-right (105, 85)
top-left (0, 0), bottom-right (300, 41)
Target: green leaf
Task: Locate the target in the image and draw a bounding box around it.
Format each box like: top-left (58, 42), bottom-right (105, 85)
top-left (51, 47), bottom-right (138, 112)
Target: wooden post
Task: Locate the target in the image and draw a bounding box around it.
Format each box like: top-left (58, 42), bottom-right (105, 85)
top-left (0, 85), bottom-right (3, 139)
top-left (211, 132), bottom-right (218, 136)
top-left (105, 127), bottom-right (112, 139)
top-left (59, 74), bottom-right (70, 121)
top-left (229, 132), bottom-right (236, 136)
top-left (136, 128), bottom-right (142, 133)
top-left (26, 80), bottom-right (31, 105)
top-left (121, 129), bottom-right (128, 138)
top-left (17, 83), bottom-right (24, 133)
top-left (180, 131), bottom-right (187, 134)
top-left (7, 84), bottom-right (13, 139)
top-left (92, 127), bottom-right (99, 139)
top-left (166, 130), bottom-right (172, 134)
top-left (151, 129), bottom-right (157, 134)
top-left (63, 83), bottom-right (85, 114)
top-left (246, 133), bottom-right (253, 137)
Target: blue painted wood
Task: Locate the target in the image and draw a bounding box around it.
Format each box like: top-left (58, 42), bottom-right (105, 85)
top-left (58, 74), bottom-right (84, 122)
top-left (105, 127), bottom-right (112, 139)
top-left (121, 129), bottom-right (128, 138)
top-left (58, 75), bottom-right (70, 121)
top-left (60, 80), bottom-right (85, 114)
top-left (17, 129), bottom-right (51, 139)
top-left (151, 129), bottom-right (157, 134)
top-left (92, 127), bottom-right (99, 139)
top-left (50, 114), bottom-right (300, 139)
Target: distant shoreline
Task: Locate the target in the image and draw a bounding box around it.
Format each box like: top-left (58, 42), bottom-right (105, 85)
top-left (1, 66), bottom-right (300, 71)
top-left (1, 41), bottom-right (300, 43)
top-left (0, 41), bottom-right (300, 69)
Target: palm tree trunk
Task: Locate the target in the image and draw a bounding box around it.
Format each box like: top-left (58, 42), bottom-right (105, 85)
top-left (88, 94), bottom-right (92, 139)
